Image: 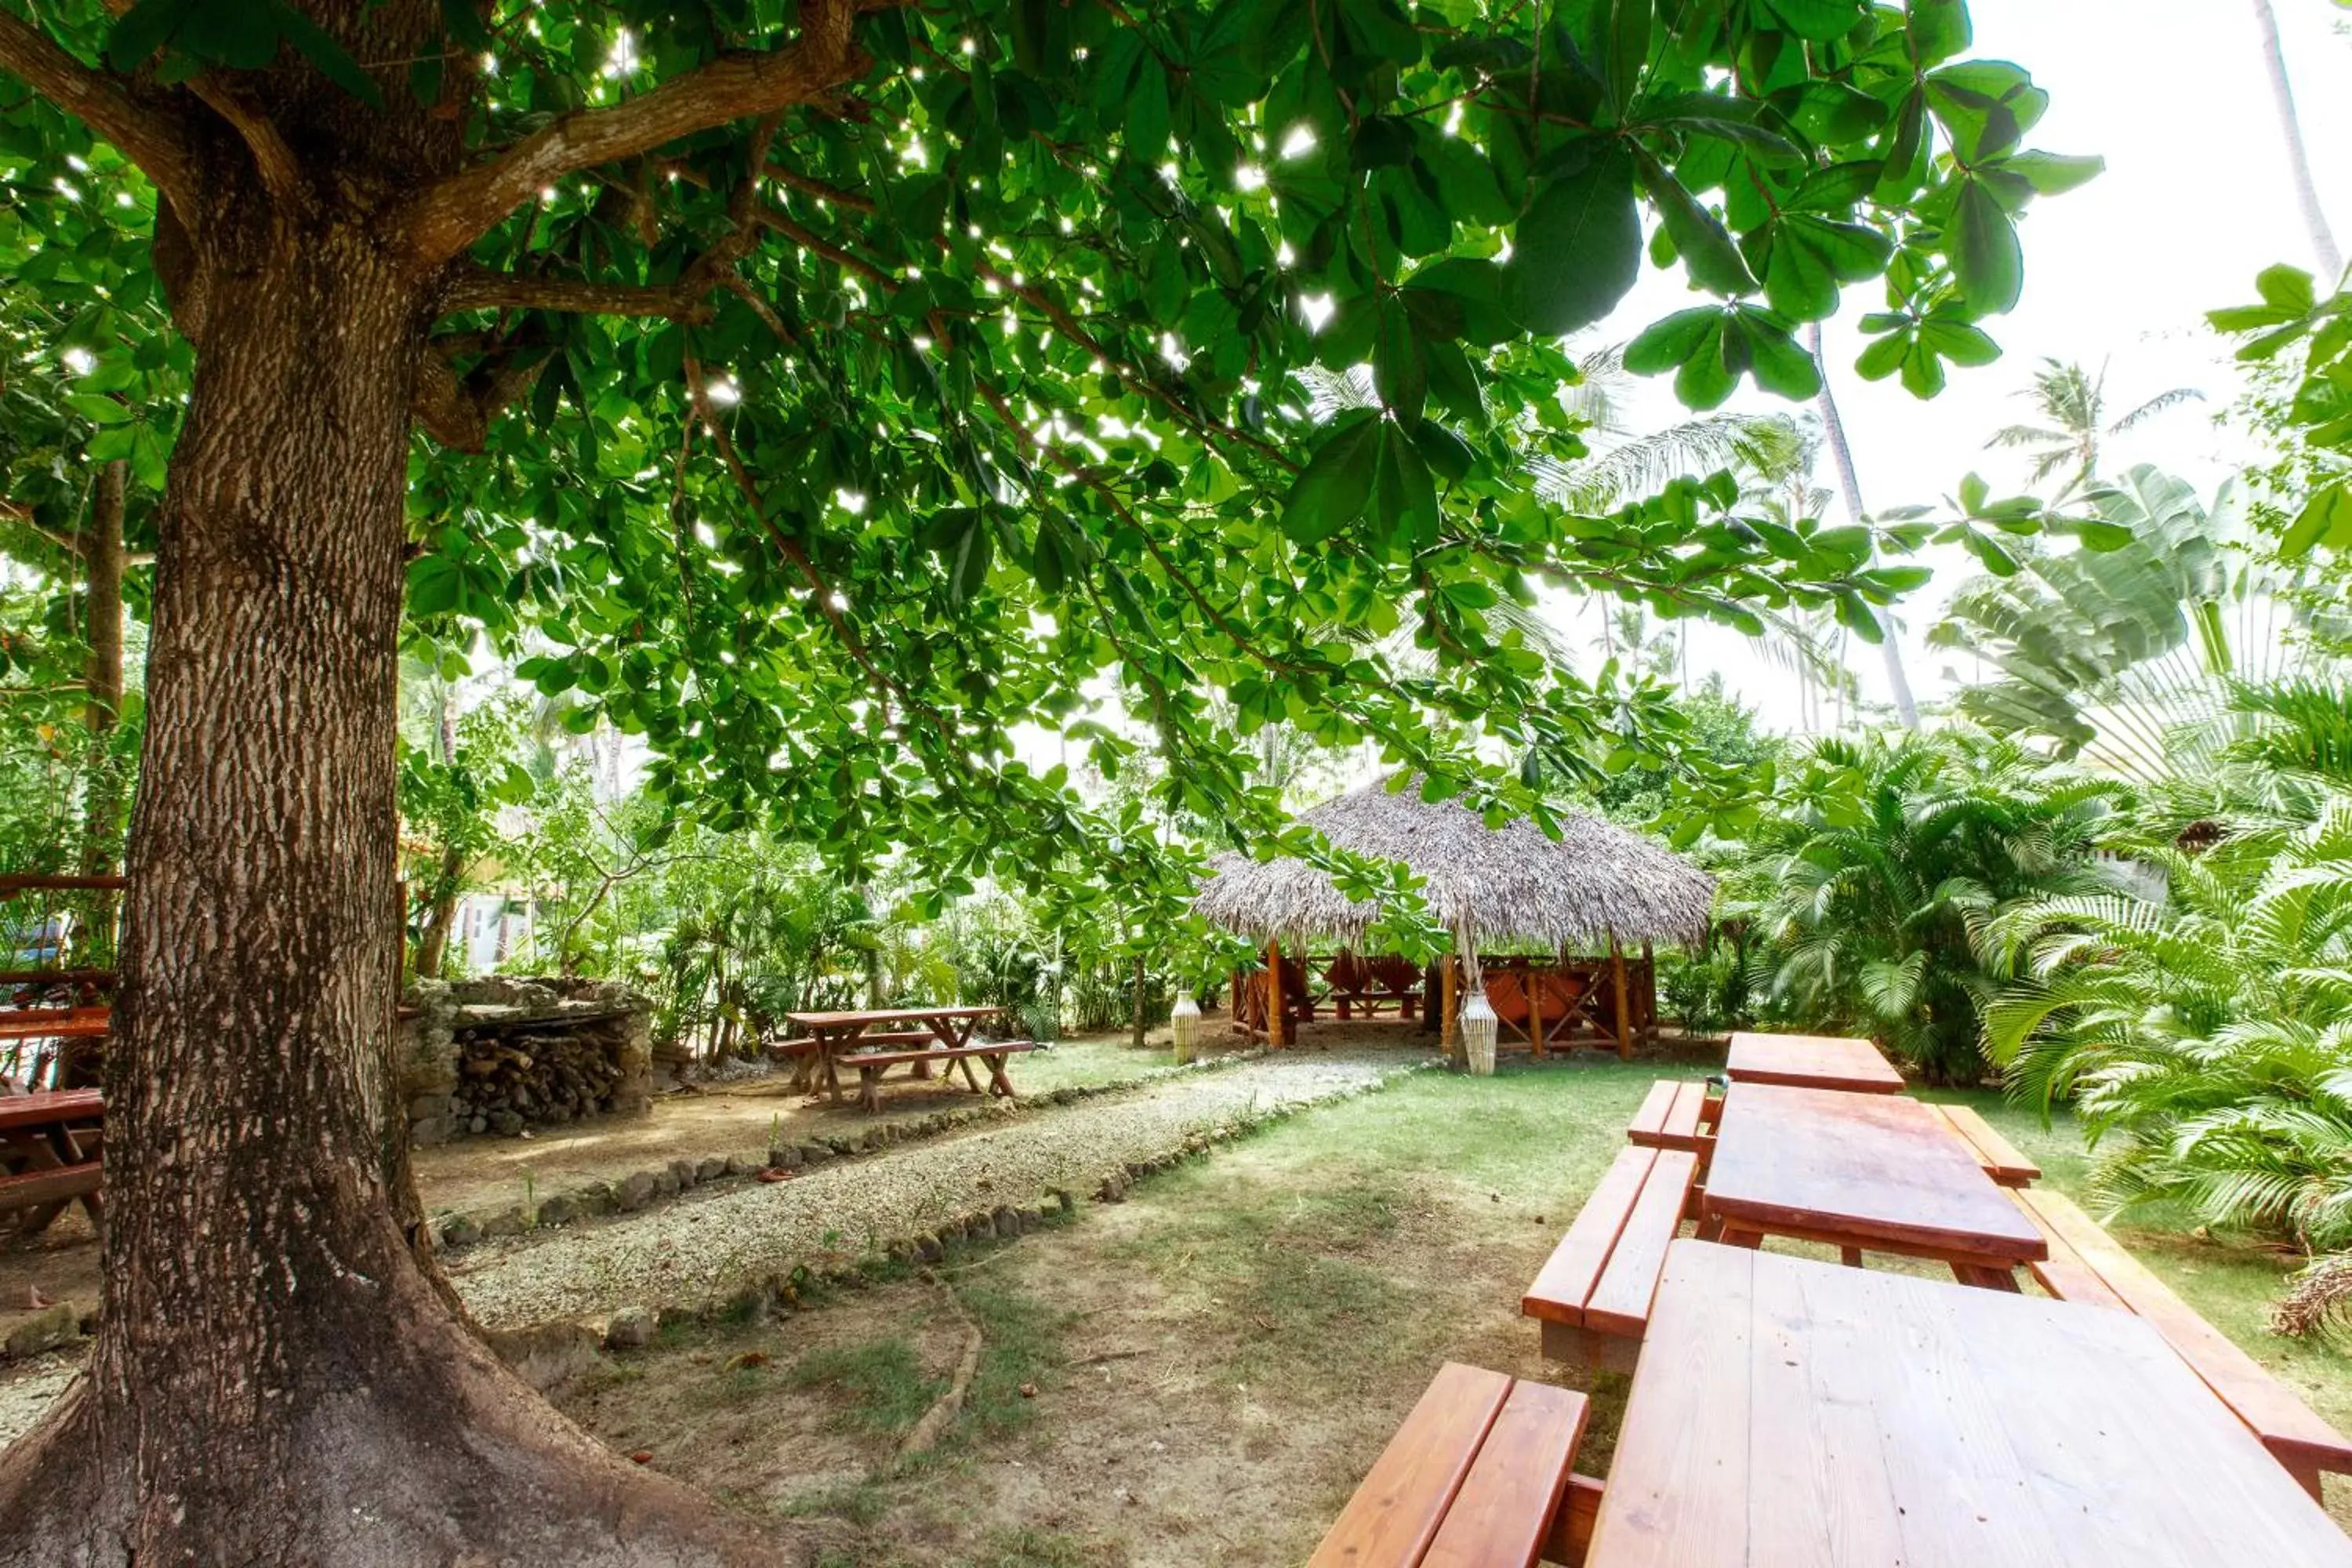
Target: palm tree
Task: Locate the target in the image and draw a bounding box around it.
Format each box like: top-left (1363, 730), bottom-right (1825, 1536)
top-left (1527, 345), bottom-right (1806, 514)
top-left (1985, 360), bottom-right (2204, 498)
top-left (1729, 728), bottom-right (2129, 1083)
top-left (1809, 322), bottom-right (1921, 728)
top-left (2251, 0), bottom-right (2343, 285)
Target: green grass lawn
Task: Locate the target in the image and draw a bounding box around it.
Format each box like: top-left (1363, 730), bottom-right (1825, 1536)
top-left (560, 1049), bottom-right (2352, 1561)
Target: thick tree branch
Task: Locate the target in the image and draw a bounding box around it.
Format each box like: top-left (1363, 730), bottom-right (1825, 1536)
top-left (439, 265), bottom-right (717, 319)
top-left (412, 337), bottom-right (553, 452)
top-left (0, 12), bottom-right (197, 209)
top-left (183, 78), bottom-right (303, 206)
top-left (397, 0), bottom-right (881, 267)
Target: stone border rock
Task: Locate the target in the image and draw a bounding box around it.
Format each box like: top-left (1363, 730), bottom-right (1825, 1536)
top-left (430, 1044), bottom-right (1277, 1252)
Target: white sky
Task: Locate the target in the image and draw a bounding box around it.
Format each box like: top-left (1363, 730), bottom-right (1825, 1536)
top-left (1592, 0), bottom-right (2352, 731)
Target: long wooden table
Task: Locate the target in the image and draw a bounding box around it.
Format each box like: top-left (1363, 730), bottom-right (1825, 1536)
top-left (1588, 1241), bottom-right (2352, 1567)
top-left (780, 1005), bottom-right (1006, 1108)
top-left (1704, 1080), bottom-right (2046, 1285)
top-left (1723, 1029), bottom-right (1904, 1093)
top-left (0, 1086), bottom-right (103, 1236)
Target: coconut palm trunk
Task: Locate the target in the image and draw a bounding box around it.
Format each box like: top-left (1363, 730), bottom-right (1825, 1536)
top-left (1809, 325), bottom-right (1920, 729)
top-left (2252, 0), bottom-right (2343, 285)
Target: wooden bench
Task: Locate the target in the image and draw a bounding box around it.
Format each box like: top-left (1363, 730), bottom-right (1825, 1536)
top-left (1522, 1145), bottom-right (1699, 1372)
top-left (1624, 1080), bottom-right (1713, 1156)
top-left (841, 1040), bottom-right (1039, 1112)
top-left (1333, 989), bottom-right (1420, 1022)
top-left (1930, 1102), bottom-right (2040, 1186)
top-left (0, 1088), bottom-right (103, 1236)
top-left (2018, 1186), bottom-right (2352, 1500)
top-left (1308, 1361), bottom-right (1595, 1568)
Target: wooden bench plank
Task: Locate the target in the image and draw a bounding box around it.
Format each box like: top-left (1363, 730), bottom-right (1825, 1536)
top-left (1624, 1082), bottom-right (1676, 1146)
top-left (1420, 1381), bottom-right (1588, 1568)
top-left (844, 1041), bottom-right (1039, 1069)
top-left (1308, 1363), bottom-right (1512, 1568)
top-left (0, 1161), bottom-right (102, 1209)
top-left (1659, 1083), bottom-right (1705, 1149)
top-left (1581, 1150), bottom-right (1697, 1340)
top-left (0, 1089), bottom-right (103, 1134)
top-left (1936, 1102), bottom-right (2040, 1186)
top-left (2021, 1188), bottom-right (2352, 1486)
top-left (1523, 1147), bottom-right (1656, 1327)
top-left (2013, 1189), bottom-right (2130, 1311)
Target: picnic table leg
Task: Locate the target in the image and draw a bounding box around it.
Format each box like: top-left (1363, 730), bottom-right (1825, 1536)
top-left (1839, 1247), bottom-right (1864, 1268)
top-left (982, 1052), bottom-right (1018, 1099)
top-left (822, 1037), bottom-right (848, 1105)
top-left (956, 1055), bottom-right (984, 1094)
top-left (1951, 1263), bottom-right (2023, 1292)
top-left (4, 1124), bottom-right (88, 1238)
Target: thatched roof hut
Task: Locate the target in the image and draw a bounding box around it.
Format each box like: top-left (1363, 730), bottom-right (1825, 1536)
top-left (1193, 776), bottom-right (1716, 952)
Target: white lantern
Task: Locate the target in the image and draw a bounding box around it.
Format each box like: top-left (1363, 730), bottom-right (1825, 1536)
top-left (1170, 989), bottom-right (1201, 1065)
top-left (1460, 990), bottom-right (1498, 1077)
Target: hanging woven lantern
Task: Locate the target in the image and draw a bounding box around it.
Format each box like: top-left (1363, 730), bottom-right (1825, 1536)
top-left (1460, 989), bottom-right (1498, 1077)
top-left (1170, 989), bottom-right (1201, 1065)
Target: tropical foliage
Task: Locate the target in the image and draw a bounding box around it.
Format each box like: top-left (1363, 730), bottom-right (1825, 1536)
top-left (1708, 727), bottom-right (2127, 1082)
top-left (1985, 768), bottom-right (2352, 1251)
top-left (1926, 464), bottom-right (2333, 770)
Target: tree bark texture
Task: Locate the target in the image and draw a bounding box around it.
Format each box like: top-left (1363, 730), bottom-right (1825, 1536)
top-left (0, 154), bottom-right (786, 1568)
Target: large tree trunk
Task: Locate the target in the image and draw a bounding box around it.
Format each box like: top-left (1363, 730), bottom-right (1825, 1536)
top-left (0, 211), bottom-right (782, 1568)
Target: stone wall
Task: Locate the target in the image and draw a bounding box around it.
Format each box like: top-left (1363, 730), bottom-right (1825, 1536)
top-left (399, 976), bottom-right (652, 1147)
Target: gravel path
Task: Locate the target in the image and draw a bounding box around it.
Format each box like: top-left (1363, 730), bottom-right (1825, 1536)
top-left (450, 1050), bottom-right (1410, 1329)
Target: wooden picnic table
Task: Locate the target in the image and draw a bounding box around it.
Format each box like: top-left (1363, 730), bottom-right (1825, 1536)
top-left (779, 1005), bottom-right (1012, 1110)
top-left (1587, 1240), bottom-right (2352, 1567)
top-left (1704, 1080), bottom-right (2045, 1285)
top-left (1723, 1029), bottom-right (1904, 1093)
top-left (0, 1086), bottom-right (103, 1237)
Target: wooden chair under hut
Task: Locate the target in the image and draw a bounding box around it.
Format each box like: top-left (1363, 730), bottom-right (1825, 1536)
top-left (1192, 777), bottom-right (1715, 1059)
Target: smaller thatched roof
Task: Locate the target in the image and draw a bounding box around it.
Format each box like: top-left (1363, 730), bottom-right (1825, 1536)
top-left (1193, 776), bottom-right (1715, 951)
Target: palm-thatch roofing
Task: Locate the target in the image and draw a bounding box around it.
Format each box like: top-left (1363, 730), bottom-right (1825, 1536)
top-left (1193, 777), bottom-right (1715, 951)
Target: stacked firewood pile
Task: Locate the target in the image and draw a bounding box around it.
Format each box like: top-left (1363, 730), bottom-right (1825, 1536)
top-left (398, 978), bottom-right (654, 1145)
top-left (448, 1028), bottom-right (628, 1138)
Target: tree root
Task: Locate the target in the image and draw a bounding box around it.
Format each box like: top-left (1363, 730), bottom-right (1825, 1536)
top-left (0, 1275), bottom-right (820, 1568)
top-left (895, 1276), bottom-right (982, 1462)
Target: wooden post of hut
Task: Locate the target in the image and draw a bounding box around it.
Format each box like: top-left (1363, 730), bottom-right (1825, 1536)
top-left (1609, 935), bottom-right (1632, 1060)
top-left (1530, 967), bottom-right (1549, 1060)
top-left (1266, 938), bottom-right (1287, 1047)
top-left (1439, 953), bottom-right (1458, 1061)
top-left (1646, 945), bottom-right (1665, 1044)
